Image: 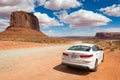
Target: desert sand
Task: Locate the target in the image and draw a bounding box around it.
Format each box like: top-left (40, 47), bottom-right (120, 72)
top-left (0, 40), bottom-right (120, 80)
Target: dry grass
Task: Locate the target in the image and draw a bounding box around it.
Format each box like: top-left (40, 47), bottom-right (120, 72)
top-left (0, 35), bottom-right (120, 51)
top-left (82, 39), bottom-right (120, 51)
top-left (0, 37), bottom-right (77, 44)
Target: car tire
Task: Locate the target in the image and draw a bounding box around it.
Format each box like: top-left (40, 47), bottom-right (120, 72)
top-left (102, 53), bottom-right (104, 62)
top-left (92, 60), bottom-right (98, 72)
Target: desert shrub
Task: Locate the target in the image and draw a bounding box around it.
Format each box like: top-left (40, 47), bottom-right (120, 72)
top-left (114, 40), bottom-right (120, 45)
top-left (112, 40), bottom-right (120, 50)
top-left (104, 47), bottom-right (110, 50)
top-left (94, 39), bottom-right (100, 43)
top-left (110, 48), bottom-right (114, 51)
top-left (110, 46), bottom-right (117, 52)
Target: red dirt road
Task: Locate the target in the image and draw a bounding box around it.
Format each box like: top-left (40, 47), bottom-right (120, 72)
top-left (0, 44), bottom-right (120, 80)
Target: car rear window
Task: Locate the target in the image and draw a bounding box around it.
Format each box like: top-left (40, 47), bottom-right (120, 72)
top-left (68, 45), bottom-right (91, 52)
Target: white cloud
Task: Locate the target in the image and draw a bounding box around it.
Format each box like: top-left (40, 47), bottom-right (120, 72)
top-left (0, 0), bottom-right (36, 18)
top-left (100, 4), bottom-right (120, 17)
top-left (59, 9), bottom-right (111, 28)
top-left (47, 30), bottom-right (55, 36)
top-left (0, 0), bottom-right (21, 6)
top-left (43, 28), bottom-right (95, 37)
top-left (42, 29), bottom-right (60, 37)
top-left (34, 12), bottom-right (63, 27)
top-left (95, 28), bottom-right (120, 32)
top-left (44, 0), bottom-right (82, 10)
top-left (35, 0), bottom-right (47, 6)
top-left (54, 10), bottom-right (68, 20)
top-left (0, 19), bottom-right (9, 32)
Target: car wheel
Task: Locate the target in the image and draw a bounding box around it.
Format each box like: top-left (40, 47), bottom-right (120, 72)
top-left (102, 53), bottom-right (104, 62)
top-left (92, 60), bottom-right (98, 72)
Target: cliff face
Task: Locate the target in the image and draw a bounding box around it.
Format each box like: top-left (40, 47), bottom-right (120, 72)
top-left (0, 11), bottom-right (48, 40)
top-left (95, 32), bottom-right (120, 39)
top-left (10, 11), bottom-right (39, 31)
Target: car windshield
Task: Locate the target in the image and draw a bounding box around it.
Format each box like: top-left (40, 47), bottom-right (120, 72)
top-left (68, 45), bottom-right (91, 52)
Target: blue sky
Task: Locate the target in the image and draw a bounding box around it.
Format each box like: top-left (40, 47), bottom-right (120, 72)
top-left (0, 0), bottom-right (120, 37)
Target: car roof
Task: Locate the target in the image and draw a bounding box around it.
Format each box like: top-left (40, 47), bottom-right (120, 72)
top-left (73, 43), bottom-right (95, 47)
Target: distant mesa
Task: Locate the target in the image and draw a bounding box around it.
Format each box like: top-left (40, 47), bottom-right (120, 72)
top-left (0, 11), bottom-right (48, 40)
top-left (95, 32), bottom-right (120, 39)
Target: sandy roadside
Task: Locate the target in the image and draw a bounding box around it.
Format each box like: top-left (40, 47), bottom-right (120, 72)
top-left (0, 40), bottom-right (70, 50)
top-left (0, 42), bottom-right (120, 80)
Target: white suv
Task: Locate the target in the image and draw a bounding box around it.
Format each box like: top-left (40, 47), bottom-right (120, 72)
top-left (62, 43), bottom-right (104, 71)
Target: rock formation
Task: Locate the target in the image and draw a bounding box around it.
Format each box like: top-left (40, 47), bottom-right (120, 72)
top-left (10, 11), bottom-right (39, 31)
top-left (0, 11), bottom-right (48, 41)
top-left (95, 32), bottom-right (120, 39)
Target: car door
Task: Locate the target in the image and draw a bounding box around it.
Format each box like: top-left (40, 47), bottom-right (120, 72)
top-left (92, 45), bottom-right (102, 63)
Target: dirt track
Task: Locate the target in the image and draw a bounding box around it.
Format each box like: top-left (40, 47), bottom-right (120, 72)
top-left (0, 44), bottom-right (120, 80)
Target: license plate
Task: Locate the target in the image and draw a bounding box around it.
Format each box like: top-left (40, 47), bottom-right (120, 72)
top-left (71, 53), bottom-right (77, 58)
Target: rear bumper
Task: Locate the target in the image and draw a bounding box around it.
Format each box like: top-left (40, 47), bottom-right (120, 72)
top-left (62, 62), bottom-right (90, 70)
top-left (62, 59), bottom-right (94, 70)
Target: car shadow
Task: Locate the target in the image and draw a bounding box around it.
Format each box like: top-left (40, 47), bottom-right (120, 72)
top-left (53, 64), bottom-right (90, 75)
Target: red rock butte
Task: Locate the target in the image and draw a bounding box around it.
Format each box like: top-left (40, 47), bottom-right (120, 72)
top-left (0, 11), bottom-right (48, 40)
top-left (10, 11), bottom-right (39, 31)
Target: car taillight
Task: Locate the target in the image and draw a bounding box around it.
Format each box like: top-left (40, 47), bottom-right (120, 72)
top-left (63, 53), bottom-right (69, 56)
top-left (80, 54), bottom-right (93, 58)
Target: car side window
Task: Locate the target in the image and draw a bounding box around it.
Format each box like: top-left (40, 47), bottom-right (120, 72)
top-left (92, 45), bottom-right (100, 51)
